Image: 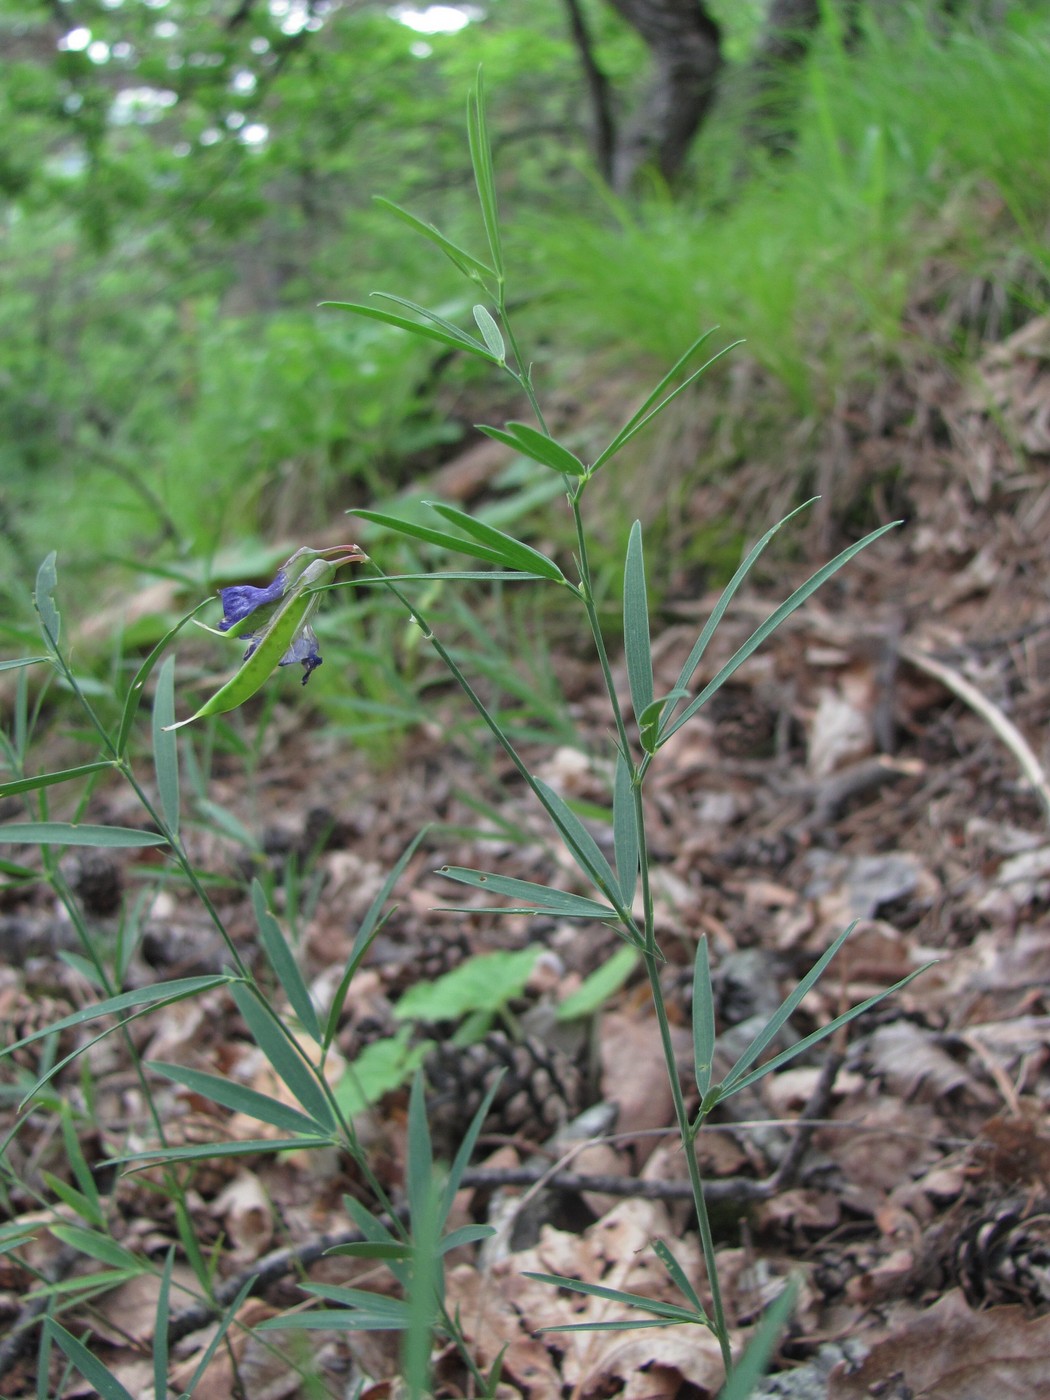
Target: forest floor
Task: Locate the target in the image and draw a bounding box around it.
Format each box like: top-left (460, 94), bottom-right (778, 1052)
top-left (3, 312), bottom-right (1050, 1398)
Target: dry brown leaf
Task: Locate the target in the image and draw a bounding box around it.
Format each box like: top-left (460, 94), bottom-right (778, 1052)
top-left (829, 1289), bottom-right (1050, 1399)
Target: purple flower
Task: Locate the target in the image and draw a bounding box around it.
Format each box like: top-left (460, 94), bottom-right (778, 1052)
top-left (216, 545), bottom-right (364, 686)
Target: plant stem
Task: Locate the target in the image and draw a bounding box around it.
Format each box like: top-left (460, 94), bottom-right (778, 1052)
top-left (643, 949), bottom-right (733, 1377)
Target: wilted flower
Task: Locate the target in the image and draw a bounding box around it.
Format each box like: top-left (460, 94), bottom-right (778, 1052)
top-left (218, 544), bottom-right (365, 686)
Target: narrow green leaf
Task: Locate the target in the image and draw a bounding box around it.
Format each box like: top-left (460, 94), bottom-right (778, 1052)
top-left (33, 553), bottom-right (61, 651)
top-left (44, 1323), bottom-right (135, 1400)
top-left (717, 1279), bottom-right (797, 1400)
top-left (147, 1061), bottom-right (332, 1137)
top-left (523, 1273), bottom-right (701, 1324)
top-left (556, 944), bottom-right (638, 1021)
top-left (180, 1277), bottom-right (257, 1395)
top-left (638, 690), bottom-right (689, 755)
top-left (660, 522), bottom-right (900, 745)
top-left (0, 976), bottom-right (230, 1059)
top-left (259, 1306), bottom-right (412, 1332)
top-left (373, 197), bottom-right (494, 280)
top-left (230, 983), bottom-right (335, 1130)
top-left (111, 1136), bottom-right (326, 1167)
top-left (692, 936), bottom-right (716, 1099)
top-left (436, 867), bottom-right (614, 920)
top-left (660, 502), bottom-right (814, 741)
top-left (153, 1247), bottom-right (175, 1400)
top-left (251, 880), bottom-right (321, 1042)
top-left (718, 963), bottom-right (934, 1101)
top-left (591, 331), bottom-right (733, 472)
top-left (533, 778), bottom-right (622, 908)
top-left (299, 1283), bottom-right (414, 1320)
top-left (652, 1239), bottom-right (707, 1317)
top-left (427, 502), bottom-right (566, 582)
top-left (441, 1071), bottom-right (505, 1220)
top-left (0, 656), bottom-right (48, 672)
top-left (50, 1224), bottom-right (141, 1272)
top-left (40, 1173), bottom-right (103, 1230)
top-left (439, 1223), bottom-right (495, 1253)
top-left (406, 1071), bottom-right (433, 1228)
top-left (322, 300), bottom-right (496, 359)
top-left (324, 829), bottom-right (427, 1049)
top-left (613, 751), bottom-right (639, 906)
top-left (505, 421), bottom-right (588, 477)
top-left (115, 597), bottom-right (214, 755)
top-left (0, 761), bottom-right (115, 800)
top-left (538, 1318), bottom-right (683, 1334)
top-left (624, 522), bottom-right (654, 726)
top-left (0, 822), bottom-right (168, 849)
top-left (60, 1106), bottom-right (102, 1224)
top-left (353, 509), bottom-right (520, 569)
top-left (468, 73), bottom-right (503, 277)
top-left (404, 1165), bottom-right (442, 1400)
top-left (152, 654), bottom-right (180, 836)
top-left (473, 304), bottom-right (506, 361)
top-left (326, 1240), bottom-right (412, 1260)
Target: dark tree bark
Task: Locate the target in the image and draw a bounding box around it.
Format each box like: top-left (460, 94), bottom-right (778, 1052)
top-left (602, 0), bottom-right (724, 193)
top-left (562, 0), bottom-right (619, 186)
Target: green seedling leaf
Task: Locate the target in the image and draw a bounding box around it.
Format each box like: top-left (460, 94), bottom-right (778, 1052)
top-left (0, 761), bottom-right (116, 800)
top-left (473, 304), bottom-right (506, 361)
top-left (373, 197), bottom-right (494, 280)
top-left (404, 1164), bottom-right (443, 1400)
top-left (33, 552), bottom-right (61, 651)
top-left (41, 1173), bottom-right (103, 1229)
top-left (152, 654), bottom-right (180, 835)
top-left (251, 879), bottom-right (322, 1043)
top-left (0, 976), bottom-right (230, 1060)
top-left (0, 656), bottom-right (48, 672)
top-left (436, 868), bottom-right (614, 921)
top-left (717, 1278), bottom-right (798, 1400)
top-left (147, 1061), bottom-right (332, 1138)
top-left (477, 422), bottom-right (587, 477)
top-left (427, 502), bottom-right (567, 582)
top-left (60, 1106), bottom-right (102, 1224)
top-left (0, 822), bottom-right (168, 848)
top-left (395, 945), bottom-right (542, 1022)
top-left (692, 935), bottom-right (716, 1099)
top-left (523, 1273), bottom-right (702, 1328)
top-left (334, 1025), bottom-right (431, 1118)
top-left (624, 521), bottom-right (654, 726)
top-left (613, 751), bottom-right (639, 906)
top-left (44, 1322), bottom-right (135, 1400)
top-left (660, 521), bottom-right (899, 745)
top-left (230, 982), bottom-right (335, 1130)
top-left (557, 944), bottom-right (638, 1021)
top-left (322, 299), bottom-right (497, 360)
top-left (468, 72), bottom-right (504, 277)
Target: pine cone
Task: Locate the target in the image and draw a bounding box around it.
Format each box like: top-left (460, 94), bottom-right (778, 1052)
top-left (424, 1032), bottom-right (585, 1156)
top-left (955, 1197), bottom-right (1050, 1310)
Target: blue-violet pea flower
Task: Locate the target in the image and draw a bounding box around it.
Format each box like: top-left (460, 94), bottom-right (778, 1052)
top-left (218, 544), bottom-right (366, 686)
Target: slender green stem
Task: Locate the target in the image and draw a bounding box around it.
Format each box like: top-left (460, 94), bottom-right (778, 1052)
top-left (643, 950), bottom-right (733, 1377)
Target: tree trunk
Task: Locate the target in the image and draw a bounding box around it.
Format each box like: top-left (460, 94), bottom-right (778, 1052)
top-left (603, 0), bottom-right (723, 193)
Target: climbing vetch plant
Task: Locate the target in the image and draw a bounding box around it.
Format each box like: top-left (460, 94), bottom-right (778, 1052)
top-left (309, 76), bottom-right (930, 1388)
